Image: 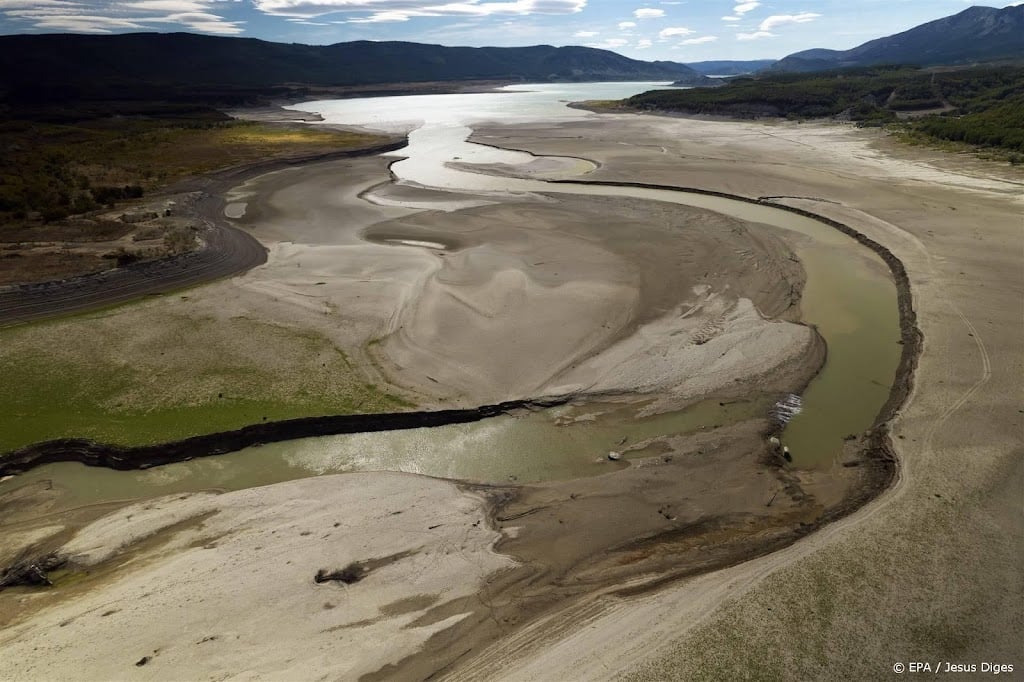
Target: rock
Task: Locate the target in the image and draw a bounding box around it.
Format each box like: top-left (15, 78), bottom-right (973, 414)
top-left (315, 565), bottom-right (365, 585)
top-left (119, 211), bottom-right (158, 224)
top-left (607, 451), bottom-right (622, 461)
top-left (0, 553), bottom-right (66, 590)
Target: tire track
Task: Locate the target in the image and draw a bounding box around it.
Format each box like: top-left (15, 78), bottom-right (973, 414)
top-left (921, 286), bottom-right (993, 457)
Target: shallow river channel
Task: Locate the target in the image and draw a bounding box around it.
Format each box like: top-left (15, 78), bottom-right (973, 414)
top-left (2, 83), bottom-right (900, 509)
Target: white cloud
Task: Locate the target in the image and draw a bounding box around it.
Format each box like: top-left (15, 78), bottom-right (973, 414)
top-left (680, 35), bottom-right (717, 45)
top-left (618, 20), bottom-right (635, 29)
top-left (184, 21), bottom-right (242, 32)
top-left (573, 29), bottom-right (598, 37)
top-left (758, 12), bottom-right (821, 30)
top-left (633, 7), bottom-right (664, 19)
top-left (2, 0), bottom-right (244, 33)
top-left (587, 37), bottom-right (628, 49)
top-left (7, 12), bottom-right (145, 32)
top-left (722, 1), bottom-right (757, 22)
top-left (254, 0), bottom-right (587, 21)
top-left (736, 30), bottom-right (774, 40)
top-left (123, 0), bottom-right (212, 11)
top-left (0, 0), bottom-right (81, 6)
top-left (658, 26), bottom-right (693, 38)
top-left (636, 38), bottom-right (652, 48)
top-left (346, 10), bottom-right (410, 22)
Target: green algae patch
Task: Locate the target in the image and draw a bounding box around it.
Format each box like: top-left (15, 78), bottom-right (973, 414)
top-left (0, 310), bottom-right (412, 452)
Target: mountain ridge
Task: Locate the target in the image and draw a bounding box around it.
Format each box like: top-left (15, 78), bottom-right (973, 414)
top-left (772, 5), bottom-right (1024, 72)
top-left (685, 60), bottom-right (777, 76)
top-left (0, 32), bottom-right (710, 107)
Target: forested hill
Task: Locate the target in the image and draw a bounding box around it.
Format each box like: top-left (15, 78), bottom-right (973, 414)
top-left (772, 5), bottom-right (1024, 73)
top-left (0, 33), bottom-right (709, 107)
top-left (685, 60), bottom-right (777, 76)
top-left (623, 65), bottom-right (1024, 156)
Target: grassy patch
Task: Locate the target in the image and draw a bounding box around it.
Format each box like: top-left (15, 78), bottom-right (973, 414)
top-left (571, 99), bottom-right (632, 113)
top-left (0, 309), bottom-right (412, 452)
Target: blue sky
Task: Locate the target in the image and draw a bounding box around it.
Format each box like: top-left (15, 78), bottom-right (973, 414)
top-left (1, 1), bottom-right (1018, 61)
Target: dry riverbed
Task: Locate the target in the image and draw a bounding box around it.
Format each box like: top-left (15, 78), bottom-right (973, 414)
top-left (441, 116), bottom-right (1023, 680)
top-left (0, 126), bottom-right (839, 678)
top-left (0, 111), bottom-right (997, 680)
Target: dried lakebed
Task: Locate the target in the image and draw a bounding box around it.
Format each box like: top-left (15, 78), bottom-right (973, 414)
top-left (0, 85), bottom-right (916, 681)
top-left (0, 171), bottom-right (905, 496)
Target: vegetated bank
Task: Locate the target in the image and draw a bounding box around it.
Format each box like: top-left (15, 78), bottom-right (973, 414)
top-left (623, 65), bottom-right (1024, 161)
top-left (0, 104), bottom-right (396, 285)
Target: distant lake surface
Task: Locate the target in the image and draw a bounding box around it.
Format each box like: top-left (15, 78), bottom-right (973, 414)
top-left (286, 82), bottom-right (679, 132)
top-left (289, 82), bottom-right (681, 191)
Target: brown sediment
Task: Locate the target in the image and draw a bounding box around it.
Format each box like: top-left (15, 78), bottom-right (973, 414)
top-left (447, 138), bottom-right (603, 179)
top-left (0, 176), bottom-right (916, 620)
top-left (361, 180), bottom-right (920, 681)
top-left (473, 120), bottom-right (1020, 680)
top-left (0, 134), bottom-right (920, 681)
top-left (551, 178), bottom-right (922, 443)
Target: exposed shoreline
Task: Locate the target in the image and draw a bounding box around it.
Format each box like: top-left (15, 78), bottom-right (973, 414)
top-left (339, 178), bottom-right (918, 681)
top-left (0, 138), bottom-right (406, 327)
top-left (0, 175), bottom-right (914, 483)
top-left (550, 178), bottom-right (922, 444)
top-left (440, 115), bottom-right (1021, 680)
top-left (1, 159), bottom-right (913, 680)
top-left (0, 102), bottom-right (957, 682)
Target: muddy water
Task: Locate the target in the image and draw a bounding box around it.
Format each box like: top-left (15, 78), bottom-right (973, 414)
top-left (540, 185), bottom-right (901, 466)
top-left (3, 399), bottom-right (763, 508)
top-left (0, 83), bottom-right (901, 515)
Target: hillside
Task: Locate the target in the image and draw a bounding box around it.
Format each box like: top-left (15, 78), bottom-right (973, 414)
top-left (685, 60), bottom-right (777, 76)
top-left (772, 5), bottom-right (1024, 72)
top-left (622, 65), bottom-right (1024, 155)
top-left (0, 33), bottom-right (710, 110)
